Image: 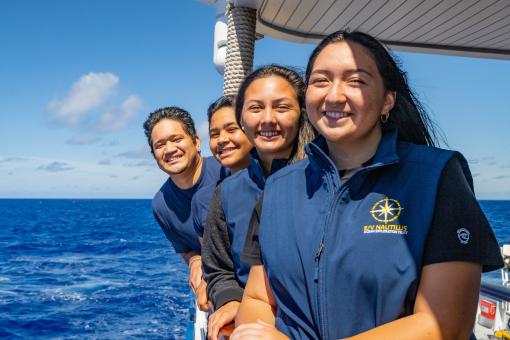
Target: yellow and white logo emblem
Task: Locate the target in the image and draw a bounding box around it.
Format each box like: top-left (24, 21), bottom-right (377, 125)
top-left (363, 197), bottom-right (408, 235)
top-left (370, 197), bottom-right (403, 223)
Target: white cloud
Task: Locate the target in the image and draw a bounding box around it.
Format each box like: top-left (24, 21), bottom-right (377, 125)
top-left (37, 161), bottom-right (74, 172)
top-left (97, 95), bottom-right (143, 132)
top-left (47, 72), bottom-right (119, 126)
top-left (122, 160), bottom-right (154, 167)
top-left (0, 157), bottom-right (30, 163)
top-left (67, 135), bottom-right (100, 145)
top-left (116, 146), bottom-right (152, 160)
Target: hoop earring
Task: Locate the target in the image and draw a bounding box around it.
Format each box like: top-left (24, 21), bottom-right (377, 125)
top-left (381, 112), bottom-right (390, 123)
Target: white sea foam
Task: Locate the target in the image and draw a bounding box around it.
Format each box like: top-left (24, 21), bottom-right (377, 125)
top-left (48, 290), bottom-right (87, 302)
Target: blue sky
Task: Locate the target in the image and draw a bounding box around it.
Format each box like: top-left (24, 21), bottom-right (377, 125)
top-left (1, 1), bottom-right (509, 199)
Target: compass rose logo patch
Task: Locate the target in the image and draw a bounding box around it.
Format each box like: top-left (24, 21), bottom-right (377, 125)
top-left (370, 197), bottom-right (403, 223)
top-left (363, 197), bottom-right (408, 235)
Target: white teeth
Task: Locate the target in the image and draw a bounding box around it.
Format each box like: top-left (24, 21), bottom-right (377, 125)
top-left (218, 147), bottom-right (236, 154)
top-left (167, 155), bottom-right (182, 162)
top-left (259, 131), bottom-right (279, 137)
top-left (325, 111), bottom-right (349, 119)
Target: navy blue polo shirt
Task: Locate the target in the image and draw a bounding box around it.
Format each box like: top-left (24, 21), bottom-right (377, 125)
top-left (152, 156), bottom-right (226, 254)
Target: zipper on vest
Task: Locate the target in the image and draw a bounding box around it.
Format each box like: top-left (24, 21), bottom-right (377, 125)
top-left (313, 241), bottom-right (324, 282)
top-left (316, 183), bottom-right (350, 339)
top-left (313, 170), bottom-right (335, 339)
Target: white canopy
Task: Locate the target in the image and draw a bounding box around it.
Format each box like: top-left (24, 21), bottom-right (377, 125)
top-left (254, 0), bottom-right (510, 60)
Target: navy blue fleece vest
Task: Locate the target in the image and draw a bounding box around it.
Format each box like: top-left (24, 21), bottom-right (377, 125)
top-left (259, 127), bottom-right (471, 339)
top-left (219, 157), bottom-right (266, 287)
top-left (220, 155), bottom-right (288, 286)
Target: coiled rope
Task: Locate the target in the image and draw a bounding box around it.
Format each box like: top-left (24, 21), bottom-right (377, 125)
top-left (223, 3), bottom-right (256, 96)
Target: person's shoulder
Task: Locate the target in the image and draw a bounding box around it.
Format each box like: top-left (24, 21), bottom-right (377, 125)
top-left (217, 168), bottom-right (248, 193)
top-left (152, 178), bottom-right (178, 212)
top-left (226, 167), bottom-right (249, 182)
top-left (202, 156), bottom-right (228, 182)
top-left (152, 179), bottom-right (169, 203)
top-left (400, 141), bottom-right (452, 156)
top-left (192, 181), bottom-right (218, 206)
top-left (399, 142), bottom-right (464, 165)
top-left (203, 155), bottom-right (218, 165)
top-left (266, 158), bottom-right (310, 184)
top-left (203, 156), bottom-right (222, 171)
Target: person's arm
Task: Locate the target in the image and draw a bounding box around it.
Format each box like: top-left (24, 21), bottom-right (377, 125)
top-left (343, 261), bottom-right (481, 340)
top-left (181, 251), bottom-right (201, 286)
top-left (207, 300), bottom-right (239, 340)
top-left (178, 250), bottom-right (210, 311)
top-left (231, 265), bottom-right (288, 339)
top-left (202, 186), bottom-right (245, 339)
top-left (235, 265), bottom-right (276, 324)
top-left (203, 186), bottom-right (244, 307)
top-left (345, 157), bottom-right (489, 339)
top-left (206, 194), bottom-right (265, 340)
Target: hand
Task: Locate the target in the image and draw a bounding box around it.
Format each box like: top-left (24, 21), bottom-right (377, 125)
top-left (208, 301), bottom-right (240, 340)
top-left (189, 257), bottom-right (202, 293)
top-left (196, 279), bottom-right (211, 312)
top-left (218, 323), bottom-right (235, 340)
top-left (230, 320), bottom-right (289, 340)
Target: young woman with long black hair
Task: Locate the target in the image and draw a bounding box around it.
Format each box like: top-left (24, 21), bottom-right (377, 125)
top-left (202, 65), bottom-right (315, 340)
top-left (233, 31), bottom-right (502, 340)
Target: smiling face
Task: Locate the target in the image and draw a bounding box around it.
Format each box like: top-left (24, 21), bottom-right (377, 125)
top-left (209, 106), bottom-right (252, 173)
top-left (240, 76), bottom-right (301, 164)
top-left (306, 41), bottom-right (395, 148)
top-left (151, 118), bottom-right (201, 177)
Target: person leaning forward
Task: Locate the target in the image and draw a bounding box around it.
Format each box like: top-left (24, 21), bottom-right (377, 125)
top-left (143, 106), bottom-right (226, 311)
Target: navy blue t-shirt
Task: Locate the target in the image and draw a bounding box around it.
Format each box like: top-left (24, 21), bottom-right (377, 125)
top-left (191, 166), bottom-right (230, 237)
top-left (152, 156), bottom-right (226, 254)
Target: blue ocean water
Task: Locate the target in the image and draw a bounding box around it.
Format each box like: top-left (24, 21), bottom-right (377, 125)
top-left (0, 199), bottom-right (509, 339)
top-left (0, 199), bottom-right (190, 339)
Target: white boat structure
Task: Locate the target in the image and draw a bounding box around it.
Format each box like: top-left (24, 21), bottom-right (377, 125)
top-left (188, 1), bottom-right (510, 338)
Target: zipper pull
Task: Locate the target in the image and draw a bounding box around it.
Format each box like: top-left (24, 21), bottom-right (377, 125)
top-left (315, 242), bottom-right (324, 261)
top-left (314, 241), bottom-right (324, 282)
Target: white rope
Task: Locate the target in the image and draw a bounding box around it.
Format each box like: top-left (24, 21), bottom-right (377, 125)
top-left (223, 4), bottom-right (256, 96)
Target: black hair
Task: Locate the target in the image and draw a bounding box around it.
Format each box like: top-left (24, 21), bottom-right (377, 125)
top-left (235, 64), bottom-right (316, 163)
top-left (207, 95), bottom-right (235, 124)
top-left (143, 106), bottom-right (197, 153)
top-left (305, 30), bottom-right (440, 147)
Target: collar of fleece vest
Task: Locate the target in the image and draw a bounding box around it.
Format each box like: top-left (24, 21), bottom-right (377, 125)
top-left (248, 148), bottom-right (289, 190)
top-left (305, 124), bottom-right (401, 184)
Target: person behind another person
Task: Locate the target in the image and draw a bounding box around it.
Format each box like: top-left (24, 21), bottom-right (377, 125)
top-left (233, 31), bottom-right (503, 340)
top-left (202, 65), bottom-right (315, 340)
top-left (191, 95), bottom-right (252, 240)
top-left (143, 107), bottom-right (226, 310)
top-left (189, 95), bottom-right (253, 310)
